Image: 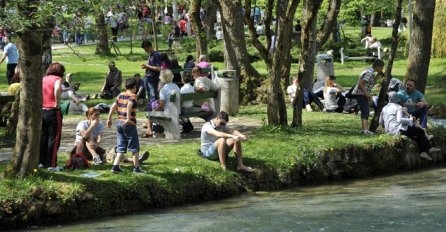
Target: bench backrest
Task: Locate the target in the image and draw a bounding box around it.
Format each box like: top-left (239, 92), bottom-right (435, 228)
top-left (168, 90), bottom-right (218, 103)
top-left (170, 67), bottom-right (213, 75)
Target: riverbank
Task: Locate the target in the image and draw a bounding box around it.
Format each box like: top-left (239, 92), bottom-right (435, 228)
top-left (1, 107), bottom-right (445, 229)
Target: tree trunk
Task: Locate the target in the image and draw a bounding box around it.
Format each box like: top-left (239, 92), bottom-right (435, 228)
top-left (369, 0), bottom-right (402, 132)
top-left (316, 0), bottom-right (341, 51)
top-left (190, 0), bottom-right (208, 57)
top-left (266, 0), bottom-right (299, 125)
top-left (293, 0), bottom-right (323, 127)
top-left (42, 17), bottom-right (55, 75)
top-left (244, 0), bottom-right (273, 67)
top-left (95, 13), bottom-right (110, 56)
top-left (405, 0), bottom-right (436, 93)
top-left (219, 0), bottom-right (261, 103)
top-left (4, 2), bottom-right (48, 177)
top-left (244, 0), bottom-right (299, 125)
top-left (204, 0), bottom-right (218, 39)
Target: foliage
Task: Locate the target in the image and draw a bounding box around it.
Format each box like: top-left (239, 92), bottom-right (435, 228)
top-left (432, 0), bottom-right (446, 58)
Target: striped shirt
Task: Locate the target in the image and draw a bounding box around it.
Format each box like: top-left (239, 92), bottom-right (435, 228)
top-left (116, 92), bottom-right (137, 125)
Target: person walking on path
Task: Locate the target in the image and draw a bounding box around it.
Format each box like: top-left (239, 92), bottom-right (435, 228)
top-left (40, 63), bottom-right (64, 171)
top-left (351, 59), bottom-right (385, 135)
top-left (0, 35), bottom-right (19, 85)
top-left (200, 111), bottom-right (254, 172)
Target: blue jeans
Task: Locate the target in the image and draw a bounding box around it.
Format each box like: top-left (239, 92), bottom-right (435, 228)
top-left (202, 144), bottom-right (218, 160)
top-left (410, 107), bottom-right (428, 128)
top-left (116, 121), bottom-right (140, 154)
top-left (143, 77), bottom-right (159, 101)
top-left (303, 89), bottom-right (324, 110)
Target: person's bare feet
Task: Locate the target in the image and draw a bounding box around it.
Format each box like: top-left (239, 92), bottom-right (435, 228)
top-left (220, 164), bottom-right (227, 171)
top-left (237, 165), bottom-right (254, 173)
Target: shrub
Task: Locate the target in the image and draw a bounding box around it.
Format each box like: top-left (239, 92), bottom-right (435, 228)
top-left (208, 49), bottom-right (224, 62)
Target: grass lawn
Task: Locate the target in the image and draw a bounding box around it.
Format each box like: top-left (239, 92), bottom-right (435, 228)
top-left (0, 105), bottom-right (398, 203)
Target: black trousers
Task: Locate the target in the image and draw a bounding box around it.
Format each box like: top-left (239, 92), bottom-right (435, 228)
top-left (40, 108), bottom-right (63, 167)
top-left (6, 63), bottom-right (17, 85)
top-left (400, 127), bottom-right (430, 153)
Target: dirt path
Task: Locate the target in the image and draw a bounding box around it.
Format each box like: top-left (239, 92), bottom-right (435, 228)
top-left (0, 116), bottom-right (261, 162)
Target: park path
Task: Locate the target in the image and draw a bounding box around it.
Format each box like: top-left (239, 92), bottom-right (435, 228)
top-left (0, 116), bottom-right (260, 163)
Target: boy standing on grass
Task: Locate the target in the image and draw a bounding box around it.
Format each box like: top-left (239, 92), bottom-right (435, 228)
top-left (351, 59), bottom-right (385, 135)
top-left (107, 78), bottom-right (145, 173)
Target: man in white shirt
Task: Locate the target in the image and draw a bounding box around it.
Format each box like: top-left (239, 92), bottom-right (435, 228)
top-left (200, 111), bottom-right (254, 172)
top-left (0, 36), bottom-right (19, 85)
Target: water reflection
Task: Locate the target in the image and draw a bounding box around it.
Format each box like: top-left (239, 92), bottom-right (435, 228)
top-left (31, 168), bottom-right (446, 232)
top-left (431, 118), bottom-right (446, 127)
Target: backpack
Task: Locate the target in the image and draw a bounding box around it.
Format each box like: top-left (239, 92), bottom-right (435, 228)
top-left (343, 98), bottom-right (360, 114)
top-left (66, 146), bottom-right (91, 170)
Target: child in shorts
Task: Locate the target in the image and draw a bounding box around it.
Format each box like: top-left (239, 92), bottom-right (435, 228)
top-left (106, 78), bottom-right (145, 173)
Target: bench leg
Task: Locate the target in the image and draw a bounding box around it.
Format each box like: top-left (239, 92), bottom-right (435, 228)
top-left (153, 119), bottom-right (181, 140)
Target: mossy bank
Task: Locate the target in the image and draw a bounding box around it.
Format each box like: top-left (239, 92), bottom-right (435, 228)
top-left (1, 111), bottom-right (445, 230)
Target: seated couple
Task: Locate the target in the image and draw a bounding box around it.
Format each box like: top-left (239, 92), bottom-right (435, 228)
top-left (180, 66), bottom-right (217, 133)
top-left (380, 92), bottom-right (440, 161)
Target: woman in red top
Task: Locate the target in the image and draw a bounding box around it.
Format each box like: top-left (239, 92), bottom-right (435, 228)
top-left (40, 63), bottom-right (64, 171)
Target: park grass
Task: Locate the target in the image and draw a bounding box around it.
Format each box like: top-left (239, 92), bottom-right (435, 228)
top-left (0, 105), bottom-right (396, 203)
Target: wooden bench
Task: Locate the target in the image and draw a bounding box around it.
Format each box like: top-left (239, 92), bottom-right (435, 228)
top-left (146, 90), bottom-right (220, 140)
top-left (0, 95), bottom-right (16, 127)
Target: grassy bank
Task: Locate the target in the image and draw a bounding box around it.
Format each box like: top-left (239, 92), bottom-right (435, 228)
top-left (1, 105), bottom-right (446, 229)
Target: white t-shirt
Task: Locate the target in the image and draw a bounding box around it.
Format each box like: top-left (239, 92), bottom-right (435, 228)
top-left (287, 85), bottom-right (297, 102)
top-left (75, 120), bottom-right (105, 144)
top-left (323, 87), bottom-right (339, 110)
top-left (194, 77), bottom-right (219, 92)
top-left (180, 83), bottom-right (195, 108)
top-left (159, 83), bottom-right (180, 109)
top-left (200, 120), bottom-right (228, 153)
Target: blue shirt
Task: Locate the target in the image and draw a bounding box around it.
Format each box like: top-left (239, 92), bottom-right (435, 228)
top-left (397, 89), bottom-right (425, 113)
top-left (144, 51), bottom-right (161, 84)
top-left (3, 43), bottom-right (19, 64)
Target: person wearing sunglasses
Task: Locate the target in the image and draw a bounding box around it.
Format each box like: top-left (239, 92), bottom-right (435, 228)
top-left (200, 111), bottom-right (254, 172)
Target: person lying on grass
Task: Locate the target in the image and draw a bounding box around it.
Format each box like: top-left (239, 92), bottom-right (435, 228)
top-left (200, 111), bottom-right (254, 172)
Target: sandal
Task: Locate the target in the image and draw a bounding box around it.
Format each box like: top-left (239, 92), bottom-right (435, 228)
top-left (142, 133), bottom-right (153, 138)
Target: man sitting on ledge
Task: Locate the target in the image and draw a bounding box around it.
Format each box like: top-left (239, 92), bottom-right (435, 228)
top-left (398, 79), bottom-right (429, 128)
top-left (200, 111), bottom-right (254, 172)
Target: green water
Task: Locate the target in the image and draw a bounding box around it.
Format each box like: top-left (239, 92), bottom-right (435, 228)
top-left (32, 168), bottom-right (446, 231)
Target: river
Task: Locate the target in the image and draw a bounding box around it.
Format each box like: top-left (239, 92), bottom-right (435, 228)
top-left (29, 167), bottom-right (446, 232)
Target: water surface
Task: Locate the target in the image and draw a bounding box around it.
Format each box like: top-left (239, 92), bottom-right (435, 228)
top-left (31, 167), bottom-right (446, 232)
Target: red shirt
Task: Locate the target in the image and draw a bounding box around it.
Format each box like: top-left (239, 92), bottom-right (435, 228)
top-left (179, 20), bottom-right (187, 32)
top-left (42, 75), bottom-right (61, 108)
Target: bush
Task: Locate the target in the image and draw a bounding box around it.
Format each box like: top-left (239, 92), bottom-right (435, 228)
top-left (208, 49), bottom-right (224, 62)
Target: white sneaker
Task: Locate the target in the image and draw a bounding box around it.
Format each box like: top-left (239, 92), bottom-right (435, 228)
top-left (429, 147), bottom-right (441, 153)
top-left (306, 105), bottom-right (313, 112)
top-left (419, 152), bottom-right (432, 161)
top-left (362, 130), bottom-right (374, 135)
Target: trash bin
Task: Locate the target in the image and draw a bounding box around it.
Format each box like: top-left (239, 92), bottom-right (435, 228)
top-left (216, 70), bottom-right (239, 115)
top-left (313, 54), bottom-right (334, 92)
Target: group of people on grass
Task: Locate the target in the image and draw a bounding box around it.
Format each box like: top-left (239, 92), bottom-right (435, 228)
top-left (287, 59), bottom-right (440, 161)
top-left (38, 39), bottom-right (253, 174)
